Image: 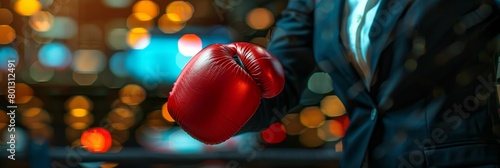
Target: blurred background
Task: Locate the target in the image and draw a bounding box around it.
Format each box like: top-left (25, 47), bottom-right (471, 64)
top-left (0, 0), bottom-right (351, 167)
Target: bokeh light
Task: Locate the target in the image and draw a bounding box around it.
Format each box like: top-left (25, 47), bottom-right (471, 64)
top-left (168, 128), bottom-right (204, 154)
top-left (21, 108), bottom-right (51, 128)
top-left (261, 122), bottom-right (286, 144)
top-left (119, 84), bottom-right (146, 105)
top-left (158, 14), bottom-right (186, 34)
top-left (107, 28), bottom-right (128, 50)
top-left (72, 72), bottom-right (98, 86)
top-left (161, 102), bottom-right (175, 122)
top-left (29, 61), bottom-right (55, 82)
top-left (32, 31), bottom-right (54, 44)
top-left (132, 0), bottom-right (159, 21)
top-left (281, 113), bottom-right (306, 135)
top-left (69, 116), bottom-right (92, 130)
top-left (81, 127), bottom-right (112, 153)
top-left (65, 95), bottom-right (93, 111)
top-left (14, 83), bottom-right (34, 104)
top-left (307, 72), bottom-right (333, 94)
top-left (102, 0), bottom-right (133, 8)
top-left (178, 34), bottom-right (202, 56)
top-left (300, 106), bottom-right (326, 128)
top-left (108, 107), bottom-right (136, 130)
top-left (0, 110), bottom-right (7, 130)
top-left (127, 13), bottom-right (153, 29)
top-left (39, 0), bottom-right (53, 8)
top-left (14, 0), bottom-right (42, 16)
top-left (246, 8), bottom-right (274, 30)
top-left (329, 115), bottom-right (350, 138)
top-left (38, 42), bottom-right (72, 68)
top-left (29, 11), bottom-right (54, 32)
top-left (320, 95), bottom-right (346, 117)
top-left (166, 1), bottom-right (194, 22)
top-left (127, 27), bottom-right (150, 49)
top-left (0, 25), bottom-right (16, 44)
top-left (72, 50), bottom-right (107, 74)
top-left (109, 52), bottom-right (128, 77)
top-left (317, 120), bottom-right (340, 142)
top-left (299, 128), bottom-right (324, 148)
top-left (38, 16), bottom-right (77, 39)
top-left (0, 8), bottom-right (13, 25)
top-left (0, 47), bottom-right (19, 70)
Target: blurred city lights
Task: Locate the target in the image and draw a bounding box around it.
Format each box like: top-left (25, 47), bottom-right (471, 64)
top-left (178, 34), bottom-right (202, 56)
top-left (300, 106), bottom-right (326, 128)
top-left (29, 11), bottom-right (54, 32)
top-left (166, 1), bottom-right (194, 22)
top-left (106, 28), bottom-right (128, 50)
top-left (65, 95), bottom-right (93, 111)
top-left (261, 122), bottom-right (286, 144)
top-left (320, 95), bottom-right (346, 117)
top-left (109, 52), bottom-right (129, 77)
top-left (246, 8), bottom-right (274, 30)
top-left (72, 72), bottom-right (98, 86)
top-left (0, 8), bottom-right (13, 25)
top-left (132, 0), bottom-right (159, 21)
top-left (0, 25), bottom-right (16, 44)
top-left (307, 72), bottom-right (333, 94)
top-left (38, 42), bottom-right (72, 68)
top-left (38, 16), bottom-right (78, 39)
top-left (299, 128), bottom-right (324, 148)
top-left (14, 83), bottom-right (34, 104)
top-left (29, 61), bottom-right (55, 82)
top-left (127, 13), bottom-right (153, 29)
top-left (281, 113), bottom-right (306, 135)
top-left (81, 127), bottom-right (112, 153)
top-left (103, 0), bottom-right (133, 8)
top-left (127, 27), bottom-right (150, 49)
top-left (119, 84), bottom-right (146, 105)
top-left (158, 14), bottom-right (186, 34)
top-left (0, 46), bottom-right (19, 70)
top-left (161, 102), bottom-right (175, 122)
top-left (72, 50), bottom-right (107, 74)
top-left (14, 0), bottom-right (42, 16)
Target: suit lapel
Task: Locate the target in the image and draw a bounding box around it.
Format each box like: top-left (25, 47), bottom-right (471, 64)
top-left (368, 0), bottom-right (412, 84)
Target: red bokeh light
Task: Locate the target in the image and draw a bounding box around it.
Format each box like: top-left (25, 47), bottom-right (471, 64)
top-left (261, 122), bottom-right (286, 144)
top-left (80, 127), bottom-right (112, 153)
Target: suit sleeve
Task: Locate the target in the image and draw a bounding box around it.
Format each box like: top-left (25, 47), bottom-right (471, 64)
top-left (237, 0), bottom-right (317, 133)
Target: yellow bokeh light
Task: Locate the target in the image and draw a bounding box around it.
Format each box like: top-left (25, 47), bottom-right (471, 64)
top-left (65, 113), bottom-right (94, 130)
top-left (166, 1), bottom-right (194, 22)
top-left (158, 14), bottom-right (185, 34)
top-left (0, 25), bottom-right (16, 44)
top-left (119, 84), bottom-right (146, 105)
top-left (70, 108), bottom-right (89, 117)
top-left (161, 102), bottom-right (175, 122)
top-left (320, 95), bottom-right (346, 117)
top-left (132, 0), bottom-right (159, 21)
top-left (299, 106), bottom-right (326, 128)
top-left (108, 108), bottom-right (135, 131)
top-left (127, 13), bottom-right (153, 29)
top-left (65, 95), bottom-right (93, 111)
top-left (246, 8), bottom-right (274, 30)
top-left (14, 0), bottom-right (42, 16)
top-left (29, 11), bottom-right (54, 32)
top-left (71, 122), bottom-right (89, 130)
top-left (126, 27), bottom-right (150, 49)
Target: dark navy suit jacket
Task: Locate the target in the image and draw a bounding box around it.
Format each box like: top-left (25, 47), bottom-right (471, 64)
top-left (239, 0), bottom-right (500, 167)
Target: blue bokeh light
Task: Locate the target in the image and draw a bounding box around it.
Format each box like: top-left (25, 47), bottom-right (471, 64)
top-left (125, 35), bottom-right (231, 85)
top-left (38, 42), bottom-right (72, 68)
top-left (110, 52), bottom-right (129, 78)
top-left (0, 46), bottom-right (19, 70)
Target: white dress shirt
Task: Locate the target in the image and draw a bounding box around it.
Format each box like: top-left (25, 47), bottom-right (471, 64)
top-left (346, 0), bottom-right (382, 85)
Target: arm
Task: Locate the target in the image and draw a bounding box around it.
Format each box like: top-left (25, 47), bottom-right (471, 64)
top-left (238, 0), bottom-right (317, 133)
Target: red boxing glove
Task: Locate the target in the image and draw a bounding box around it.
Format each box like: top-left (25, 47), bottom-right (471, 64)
top-left (168, 42), bottom-right (285, 144)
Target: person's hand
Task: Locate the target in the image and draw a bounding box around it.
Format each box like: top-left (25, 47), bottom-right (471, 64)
top-left (168, 42), bottom-right (285, 144)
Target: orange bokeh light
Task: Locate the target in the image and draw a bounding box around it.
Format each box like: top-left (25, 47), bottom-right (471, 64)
top-left (81, 127), bottom-right (112, 153)
top-left (161, 102), bottom-right (175, 122)
top-left (14, 0), bottom-right (41, 16)
top-left (329, 115), bottom-right (350, 138)
top-left (178, 34), bottom-right (202, 56)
